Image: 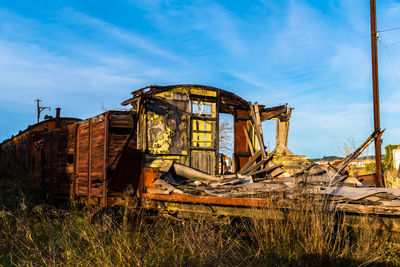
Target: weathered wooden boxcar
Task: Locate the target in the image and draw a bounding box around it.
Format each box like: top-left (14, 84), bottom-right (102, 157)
top-left (0, 116), bottom-right (80, 183)
top-left (40, 110), bottom-right (140, 206)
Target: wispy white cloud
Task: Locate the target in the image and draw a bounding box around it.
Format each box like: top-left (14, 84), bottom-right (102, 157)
top-left (129, 0), bottom-right (246, 57)
top-left (60, 7), bottom-right (191, 67)
top-left (334, 0), bottom-right (369, 34)
top-left (1, 1), bottom-right (400, 157)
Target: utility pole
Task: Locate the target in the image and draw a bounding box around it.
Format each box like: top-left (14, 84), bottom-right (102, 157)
top-left (35, 99), bottom-right (50, 123)
top-left (370, 0), bottom-right (384, 187)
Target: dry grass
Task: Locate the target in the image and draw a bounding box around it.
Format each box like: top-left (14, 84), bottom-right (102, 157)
top-left (1, 179), bottom-right (400, 266)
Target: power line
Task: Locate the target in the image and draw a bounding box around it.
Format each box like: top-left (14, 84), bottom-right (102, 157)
top-left (385, 40), bottom-right (400, 48)
top-left (378, 38), bottom-right (400, 88)
top-left (378, 26), bottom-right (400, 33)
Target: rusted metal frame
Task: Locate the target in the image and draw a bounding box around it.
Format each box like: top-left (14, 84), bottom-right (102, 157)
top-left (72, 124), bottom-right (78, 200)
top-left (249, 103), bottom-right (267, 159)
top-left (102, 113), bottom-right (109, 207)
top-left (88, 119), bottom-right (92, 203)
top-left (336, 129), bottom-right (383, 174)
top-left (243, 127), bottom-right (255, 156)
top-left (143, 193), bottom-right (270, 207)
top-left (370, 0), bottom-right (383, 187)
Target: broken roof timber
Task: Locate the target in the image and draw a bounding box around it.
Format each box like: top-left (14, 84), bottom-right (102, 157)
top-left (121, 84), bottom-right (292, 121)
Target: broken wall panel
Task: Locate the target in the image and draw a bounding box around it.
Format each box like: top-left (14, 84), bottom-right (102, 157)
top-left (233, 109), bottom-right (251, 172)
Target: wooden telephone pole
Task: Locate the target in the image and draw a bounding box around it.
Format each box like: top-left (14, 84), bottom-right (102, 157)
top-left (370, 0), bottom-right (384, 187)
top-left (35, 99), bottom-right (50, 123)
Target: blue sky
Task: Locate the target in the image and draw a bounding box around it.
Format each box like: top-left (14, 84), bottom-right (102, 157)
top-left (1, 0), bottom-right (400, 158)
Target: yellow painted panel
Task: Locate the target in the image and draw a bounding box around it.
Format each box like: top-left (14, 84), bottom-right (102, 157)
top-left (147, 112), bottom-right (172, 153)
top-left (155, 91), bottom-right (173, 99)
top-left (154, 87), bottom-right (191, 100)
top-left (190, 88), bottom-right (217, 97)
top-left (146, 155), bottom-right (182, 168)
top-left (192, 120), bottom-right (213, 132)
top-left (205, 121), bottom-right (212, 131)
top-left (171, 87), bottom-right (190, 94)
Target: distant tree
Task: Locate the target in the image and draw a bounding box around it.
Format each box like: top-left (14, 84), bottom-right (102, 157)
top-left (219, 118), bottom-right (233, 155)
top-left (384, 144), bottom-right (399, 170)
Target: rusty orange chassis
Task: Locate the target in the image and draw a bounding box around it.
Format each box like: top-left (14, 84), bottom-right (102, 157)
top-left (135, 192), bottom-right (400, 236)
top-left (108, 167), bottom-right (400, 235)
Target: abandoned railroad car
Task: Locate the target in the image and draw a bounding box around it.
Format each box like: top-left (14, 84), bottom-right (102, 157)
top-left (0, 114), bottom-right (80, 183)
top-left (2, 84), bottom-right (399, 234)
top-left (121, 84), bottom-right (292, 174)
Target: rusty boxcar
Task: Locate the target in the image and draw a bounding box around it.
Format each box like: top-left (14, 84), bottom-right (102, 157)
top-left (0, 115), bottom-right (80, 184)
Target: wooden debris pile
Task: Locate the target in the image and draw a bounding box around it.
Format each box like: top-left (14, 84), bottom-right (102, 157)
top-left (238, 102), bottom-right (290, 180)
top-left (146, 103), bottom-right (395, 206)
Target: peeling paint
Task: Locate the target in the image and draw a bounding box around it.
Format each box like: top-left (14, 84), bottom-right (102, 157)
top-left (147, 112), bottom-right (173, 154)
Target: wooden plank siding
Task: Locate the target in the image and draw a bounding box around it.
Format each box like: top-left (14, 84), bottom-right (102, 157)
top-left (38, 111), bottom-right (137, 206)
top-left (0, 118), bottom-right (79, 187)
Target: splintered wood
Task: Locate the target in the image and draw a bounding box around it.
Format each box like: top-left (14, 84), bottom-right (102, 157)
top-left (239, 102), bottom-right (288, 180)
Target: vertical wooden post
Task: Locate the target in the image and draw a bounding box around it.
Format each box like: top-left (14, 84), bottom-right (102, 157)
top-left (215, 90), bottom-right (220, 176)
top-left (370, 0), bottom-right (384, 187)
top-left (72, 124), bottom-right (78, 200)
top-left (103, 113), bottom-right (109, 207)
top-left (75, 125), bottom-right (80, 198)
top-left (88, 119), bottom-right (92, 203)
